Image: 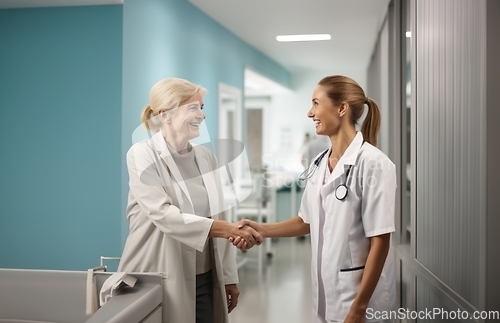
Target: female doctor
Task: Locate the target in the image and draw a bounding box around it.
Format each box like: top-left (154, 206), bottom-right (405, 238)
top-left (235, 75), bottom-right (397, 323)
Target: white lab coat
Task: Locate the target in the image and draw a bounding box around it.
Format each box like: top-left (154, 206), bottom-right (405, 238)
top-left (299, 132), bottom-right (397, 322)
top-left (118, 131), bottom-right (238, 323)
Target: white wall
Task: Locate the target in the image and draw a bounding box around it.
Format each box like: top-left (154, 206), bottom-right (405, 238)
top-left (260, 70), bottom-right (368, 172)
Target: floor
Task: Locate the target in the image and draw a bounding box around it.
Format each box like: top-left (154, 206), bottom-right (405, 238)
top-left (229, 237), bottom-right (313, 323)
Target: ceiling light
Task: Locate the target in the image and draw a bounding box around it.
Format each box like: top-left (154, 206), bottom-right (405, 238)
top-left (276, 34), bottom-right (331, 42)
top-left (406, 31), bottom-right (411, 38)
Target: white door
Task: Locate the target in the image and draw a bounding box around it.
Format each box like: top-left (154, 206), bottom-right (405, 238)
top-left (218, 83), bottom-right (246, 204)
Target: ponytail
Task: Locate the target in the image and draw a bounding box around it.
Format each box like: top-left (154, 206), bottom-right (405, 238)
top-left (140, 104), bottom-right (156, 132)
top-left (361, 97), bottom-right (381, 147)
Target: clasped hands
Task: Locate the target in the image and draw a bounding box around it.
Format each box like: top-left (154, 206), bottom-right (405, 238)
top-left (227, 219), bottom-right (263, 250)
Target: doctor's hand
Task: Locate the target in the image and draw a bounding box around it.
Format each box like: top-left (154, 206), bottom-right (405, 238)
top-left (227, 222), bottom-right (263, 250)
top-left (344, 308), bottom-right (366, 323)
top-left (229, 219), bottom-right (265, 249)
top-left (209, 220), bottom-right (262, 250)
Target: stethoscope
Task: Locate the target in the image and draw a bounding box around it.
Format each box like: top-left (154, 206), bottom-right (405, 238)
top-left (298, 141), bottom-right (364, 200)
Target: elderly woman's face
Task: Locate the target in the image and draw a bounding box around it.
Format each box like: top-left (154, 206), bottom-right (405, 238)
top-left (168, 92), bottom-right (205, 140)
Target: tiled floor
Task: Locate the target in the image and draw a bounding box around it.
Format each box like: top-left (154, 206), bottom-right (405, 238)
top-left (229, 237), bottom-right (313, 323)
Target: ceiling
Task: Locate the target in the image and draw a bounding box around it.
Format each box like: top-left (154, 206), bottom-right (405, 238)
top-left (188, 0), bottom-right (390, 75)
top-left (0, 0), bottom-right (390, 93)
top-left (187, 0), bottom-right (390, 94)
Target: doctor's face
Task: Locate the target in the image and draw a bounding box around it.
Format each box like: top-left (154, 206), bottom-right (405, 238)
top-left (167, 92), bottom-right (206, 141)
top-left (308, 85), bottom-right (340, 136)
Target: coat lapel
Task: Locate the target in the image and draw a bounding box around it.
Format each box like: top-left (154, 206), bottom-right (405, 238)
top-left (193, 146), bottom-right (219, 217)
top-left (151, 132), bottom-right (194, 211)
top-left (308, 148), bottom-right (330, 215)
top-left (323, 132), bottom-right (364, 188)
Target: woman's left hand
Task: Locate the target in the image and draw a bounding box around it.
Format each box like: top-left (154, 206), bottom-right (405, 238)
top-left (225, 284), bottom-right (240, 313)
top-left (344, 308), bottom-right (366, 323)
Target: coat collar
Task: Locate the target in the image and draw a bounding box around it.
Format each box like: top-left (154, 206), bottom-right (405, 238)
top-left (340, 131), bottom-right (364, 166)
top-left (315, 132), bottom-right (364, 185)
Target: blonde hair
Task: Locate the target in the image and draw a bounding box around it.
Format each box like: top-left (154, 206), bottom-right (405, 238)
top-left (140, 78), bottom-right (208, 132)
top-left (318, 75), bottom-right (381, 146)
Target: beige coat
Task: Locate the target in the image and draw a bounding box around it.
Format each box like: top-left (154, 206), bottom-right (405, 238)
top-left (118, 131), bottom-right (238, 323)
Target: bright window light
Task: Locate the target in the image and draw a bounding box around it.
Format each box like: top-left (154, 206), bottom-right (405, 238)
top-left (276, 34), bottom-right (331, 42)
top-left (406, 31), bottom-right (412, 38)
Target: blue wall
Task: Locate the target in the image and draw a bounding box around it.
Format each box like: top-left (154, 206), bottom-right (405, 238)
top-left (122, 0), bottom-right (291, 148)
top-left (0, 5), bottom-right (123, 270)
top-left (0, 0), bottom-right (291, 270)
top-left (120, 0), bottom-right (291, 243)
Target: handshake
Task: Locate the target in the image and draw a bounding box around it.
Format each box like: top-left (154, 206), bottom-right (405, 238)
top-left (226, 219), bottom-right (265, 250)
top-left (212, 216), bottom-right (307, 249)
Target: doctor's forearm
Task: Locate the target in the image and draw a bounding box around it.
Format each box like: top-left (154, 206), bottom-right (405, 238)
top-left (261, 216), bottom-right (310, 238)
top-left (350, 233), bottom-right (391, 312)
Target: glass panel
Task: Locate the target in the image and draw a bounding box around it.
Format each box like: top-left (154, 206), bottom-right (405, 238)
top-left (401, 0), bottom-right (412, 246)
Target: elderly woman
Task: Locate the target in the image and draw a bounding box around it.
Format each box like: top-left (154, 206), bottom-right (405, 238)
top-left (118, 78), bottom-right (260, 323)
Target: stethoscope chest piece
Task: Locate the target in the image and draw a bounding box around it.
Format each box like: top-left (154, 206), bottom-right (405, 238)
top-left (335, 184), bottom-right (348, 200)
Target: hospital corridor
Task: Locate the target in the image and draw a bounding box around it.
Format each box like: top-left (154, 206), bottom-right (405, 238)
top-left (230, 238), bottom-right (313, 323)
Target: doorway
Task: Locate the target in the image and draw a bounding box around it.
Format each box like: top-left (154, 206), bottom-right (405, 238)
top-left (217, 82), bottom-right (244, 188)
top-left (244, 97), bottom-right (270, 174)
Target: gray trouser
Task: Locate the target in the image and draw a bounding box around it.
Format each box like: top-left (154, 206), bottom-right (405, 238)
top-left (196, 270), bottom-right (213, 323)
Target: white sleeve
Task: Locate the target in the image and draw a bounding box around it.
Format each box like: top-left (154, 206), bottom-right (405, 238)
top-left (298, 183), bottom-right (312, 223)
top-left (361, 156), bottom-right (397, 237)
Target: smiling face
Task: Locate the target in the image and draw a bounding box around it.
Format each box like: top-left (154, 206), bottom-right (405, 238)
top-left (168, 92), bottom-right (205, 141)
top-left (308, 85), bottom-right (341, 137)
top-left (160, 91), bottom-right (206, 151)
